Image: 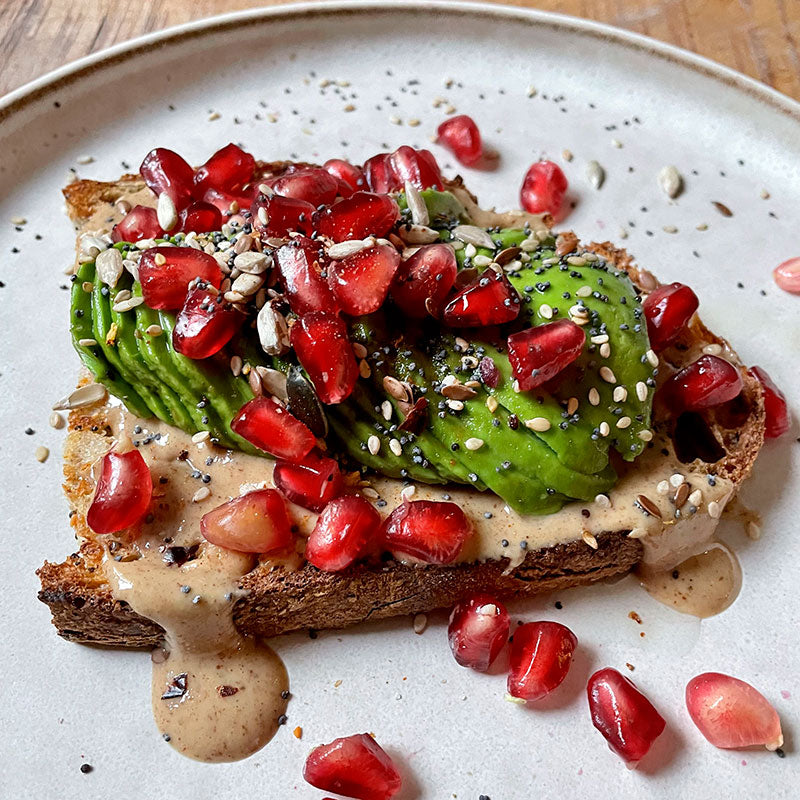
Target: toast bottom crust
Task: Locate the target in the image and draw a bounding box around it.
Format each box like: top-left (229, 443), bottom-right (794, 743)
top-left (38, 532), bottom-right (641, 646)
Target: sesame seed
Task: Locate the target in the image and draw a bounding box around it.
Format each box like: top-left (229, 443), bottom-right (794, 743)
top-left (49, 412), bottom-right (64, 429)
top-left (78, 337), bottom-right (97, 347)
top-left (613, 386), bottom-right (628, 403)
top-left (599, 342), bottom-right (611, 358)
top-left (669, 473), bottom-right (684, 487)
top-left (539, 303), bottom-right (553, 319)
top-left (76, 154), bottom-right (95, 164)
top-left (582, 531), bottom-right (599, 549)
top-left (656, 480), bottom-right (671, 495)
top-left (575, 284), bottom-right (592, 297)
top-left (568, 257), bottom-right (588, 267)
top-left (389, 438), bottom-right (402, 456)
top-left (636, 381), bottom-right (648, 402)
top-left (702, 343), bottom-right (723, 355)
top-left (10, 215), bottom-right (27, 225)
top-left (35, 445), bottom-right (49, 463)
top-left (662, 225), bottom-right (678, 234)
top-left (747, 521), bottom-right (761, 540)
top-left (381, 400), bottom-right (393, 421)
top-left (594, 493), bottom-right (611, 508)
top-left (359, 359), bottom-right (371, 378)
top-left (637, 430), bottom-right (653, 442)
top-left (446, 399), bottom-right (464, 411)
top-left (566, 397), bottom-right (579, 415)
top-left (590, 334), bottom-right (609, 344)
top-left (616, 416), bottom-right (632, 429)
top-left (707, 501), bottom-right (721, 519)
top-left (401, 485), bottom-right (416, 500)
top-left (465, 437), bottom-right (484, 451)
top-left (588, 387), bottom-right (600, 406)
top-left (154, 252), bottom-right (167, 266)
top-left (413, 613), bottom-right (428, 634)
top-left (599, 366), bottom-right (617, 384)
top-left (689, 489), bottom-right (703, 506)
top-left (367, 435), bottom-right (380, 455)
top-left (192, 487), bottom-right (211, 503)
top-left (191, 430), bottom-right (210, 444)
top-left (562, 149), bottom-right (573, 162)
top-left (526, 417), bottom-right (551, 432)
top-left (646, 349), bottom-right (659, 367)
top-left (599, 421), bottom-right (610, 437)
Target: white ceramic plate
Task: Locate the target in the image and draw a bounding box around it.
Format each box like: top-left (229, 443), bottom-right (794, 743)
top-left (1, 2), bottom-right (798, 797)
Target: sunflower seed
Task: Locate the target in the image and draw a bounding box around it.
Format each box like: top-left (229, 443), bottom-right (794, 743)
top-left (256, 300), bottom-right (290, 355)
top-left (95, 247), bottom-right (124, 287)
top-left (586, 160), bottom-right (605, 190)
top-left (79, 235), bottom-right (107, 257)
top-left (231, 272), bottom-right (264, 296)
top-left (327, 239), bottom-right (371, 259)
top-left (405, 180), bottom-right (429, 227)
top-left (657, 165), bottom-right (683, 199)
top-left (233, 251), bottom-right (270, 274)
top-left (452, 225), bottom-right (496, 250)
top-left (442, 383), bottom-right (478, 401)
top-left (398, 224), bottom-right (440, 245)
top-left (472, 254), bottom-right (493, 268)
top-left (157, 192), bottom-right (178, 232)
top-left (52, 382), bottom-right (108, 410)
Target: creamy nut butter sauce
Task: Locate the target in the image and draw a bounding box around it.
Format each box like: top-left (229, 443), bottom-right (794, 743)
top-left (97, 403), bottom-right (739, 761)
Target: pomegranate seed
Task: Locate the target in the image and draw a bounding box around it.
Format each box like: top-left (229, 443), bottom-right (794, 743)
top-left (200, 489), bottom-right (293, 554)
top-left (251, 193), bottom-right (315, 237)
top-left (110, 205), bottom-right (162, 243)
top-left (390, 145), bottom-right (444, 190)
top-left (329, 244), bottom-right (401, 316)
top-left (587, 668), bottom-right (666, 765)
top-left (193, 143), bottom-right (255, 194)
top-left (662, 354), bottom-right (743, 412)
top-left (139, 147), bottom-right (196, 210)
top-left (273, 448), bottom-right (343, 513)
top-left (520, 160), bottom-right (569, 218)
top-left (139, 246), bottom-right (223, 310)
top-left (447, 594), bottom-right (509, 672)
top-left (324, 158), bottom-right (367, 194)
top-left (685, 672), bottom-right (784, 751)
top-left (363, 152), bottom-right (400, 193)
top-left (507, 621), bottom-right (577, 701)
top-left (382, 500), bottom-right (473, 565)
top-left (749, 366), bottom-right (790, 438)
top-left (305, 496), bottom-right (382, 571)
top-left (478, 356), bottom-right (500, 388)
top-left (202, 186), bottom-right (255, 217)
top-left (275, 237), bottom-right (339, 315)
top-left (172, 286), bottom-right (243, 359)
top-left (290, 312), bottom-right (358, 404)
top-left (86, 449), bottom-right (152, 534)
top-left (772, 256), bottom-right (800, 294)
top-left (313, 192), bottom-right (400, 242)
top-left (437, 115), bottom-right (483, 167)
top-left (231, 396), bottom-right (316, 460)
top-left (177, 200), bottom-right (223, 234)
top-left (272, 167), bottom-right (339, 206)
top-left (643, 282), bottom-right (700, 351)
top-left (391, 244), bottom-right (457, 318)
top-left (507, 320), bottom-right (586, 391)
top-left (442, 269), bottom-right (521, 327)
top-left (303, 733), bottom-right (402, 800)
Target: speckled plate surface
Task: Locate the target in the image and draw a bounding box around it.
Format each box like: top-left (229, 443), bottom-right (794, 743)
top-left (1, 2), bottom-right (798, 797)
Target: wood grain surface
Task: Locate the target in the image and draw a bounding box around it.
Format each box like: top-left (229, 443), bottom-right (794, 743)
top-left (1, 0), bottom-right (798, 101)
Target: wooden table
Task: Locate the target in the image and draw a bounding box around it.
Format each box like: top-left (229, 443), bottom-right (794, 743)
top-left (1, 0), bottom-right (798, 101)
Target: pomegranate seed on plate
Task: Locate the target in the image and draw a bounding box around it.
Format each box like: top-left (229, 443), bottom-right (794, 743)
top-left (200, 489), bottom-right (293, 554)
top-left (643, 282), bottom-right (700, 351)
top-left (685, 672), bottom-right (783, 750)
top-left (139, 246), bottom-right (223, 310)
top-left (290, 312), bottom-right (359, 404)
top-left (193, 143), bottom-right (255, 194)
top-left (324, 158), bottom-right (367, 194)
top-left (389, 145), bottom-right (444, 190)
top-left (442, 269), bottom-right (521, 327)
top-left (275, 237), bottom-right (339, 315)
top-left (303, 732), bottom-right (402, 800)
top-left (110, 205), bottom-right (162, 243)
top-left (139, 147), bottom-right (196, 210)
top-left (172, 286), bottom-right (243, 359)
top-left (587, 668), bottom-right (666, 765)
top-left (251, 193), bottom-right (315, 237)
top-left (478, 356), bottom-right (500, 388)
top-left (382, 500), bottom-right (473, 564)
top-left (391, 244), bottom-right (457, 318)
top-left (749, 366), bottom-right (790, 438)
top-left (662, 354), bottom-right (743, 412)
top-left (271, 167), bottom-right (339, 206)
top-left (305, 496), bottom-right (382, 571)
top-left (177, 200), bottom-right (223, 234)
top-left (273, 448), bottom-right (343, 512)
top-left (231, 396), bottom-right (316, 460)
top-left (313, 192), bottom-right (400, 242)
top-left (507, 621), bottom-right (577, 701)
top-left (329, 243), bottom-right (401, 315)
top-left (772, 256), bottom-right (800, 294)
top-left (519, 160), bottom-right (569, 218)
top-left (447, 594), bottom-right (509, 672)
top-left (437, 114), bottom-right (483, 166)
top-left (86, 449), bottom-right (152, 534)
top-left (507, 319), bottom-right (586, 391)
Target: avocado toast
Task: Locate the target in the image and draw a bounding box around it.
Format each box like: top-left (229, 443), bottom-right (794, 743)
top-left (38, 145), bottom-right (766, 647)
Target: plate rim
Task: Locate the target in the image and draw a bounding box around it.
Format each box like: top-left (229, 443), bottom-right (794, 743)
top-left (1, 0), bottom-right (799, 125)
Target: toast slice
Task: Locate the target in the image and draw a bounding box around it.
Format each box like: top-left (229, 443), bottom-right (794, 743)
top-left (37, 168), bottom-right (765, 647)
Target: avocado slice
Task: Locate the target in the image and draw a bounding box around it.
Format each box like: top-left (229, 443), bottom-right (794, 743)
top-left (396, 189), bottom-right (468, 228)
top-left (70, 262), bottom-right (152, 419)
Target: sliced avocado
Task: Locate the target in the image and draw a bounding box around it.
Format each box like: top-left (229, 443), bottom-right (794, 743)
top-left (70, 262), bottom-right (152, 419)
top-left (90, 267), bottom-right (174, 424)
top-left (109, 277), bottom-right (197, 431)
top-left (396, 189), bottom-right (468, 228)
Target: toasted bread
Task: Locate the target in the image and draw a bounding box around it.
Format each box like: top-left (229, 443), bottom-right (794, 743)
top-left (37, 170), bottom-right (765, 647)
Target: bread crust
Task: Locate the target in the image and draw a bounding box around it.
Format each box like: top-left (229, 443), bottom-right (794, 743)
top-left (38, 172), bottom-right (765, 647)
